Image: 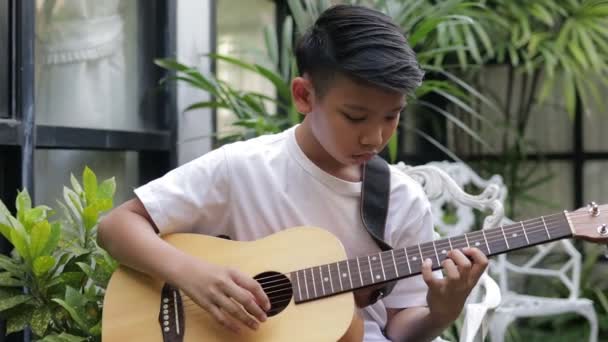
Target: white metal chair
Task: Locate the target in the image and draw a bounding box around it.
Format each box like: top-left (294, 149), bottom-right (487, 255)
top-left (489, 217), bottom-right (598, 342)
top-left (395, 161), bottom-right (505, 342)
top-left (403, 161), bottom-right (598, 342)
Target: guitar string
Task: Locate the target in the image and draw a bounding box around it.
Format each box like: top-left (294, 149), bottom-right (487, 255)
top-left (183, 296), bottom-right (294, 317)
top-left (178, 211), bottom-right (596, 309)
top-left (181, 215), bottom-right (589, 310)
top-left (186, 212), bottom-right (577, 288)
top-left (183, 211), bottom-right (593, 290)
top-left (182, 212), bottom-right (595, 308)
top-left (182, 210), bottom-right (570, 309)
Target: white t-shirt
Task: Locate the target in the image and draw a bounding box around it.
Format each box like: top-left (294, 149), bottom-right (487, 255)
top-left (135, 125), bottom-right (435, 341)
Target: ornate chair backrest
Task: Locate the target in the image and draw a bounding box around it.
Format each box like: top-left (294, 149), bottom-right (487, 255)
top-left (395, 161), bottom-right (506, 235)
top-left (399, 161), bottom-right (581, 300)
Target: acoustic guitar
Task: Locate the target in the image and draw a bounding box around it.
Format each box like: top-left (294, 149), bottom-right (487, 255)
top-left (102, 202), bottom-right (608, 341)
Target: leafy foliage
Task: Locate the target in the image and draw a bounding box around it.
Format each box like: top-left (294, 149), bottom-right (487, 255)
top-left (0, 167), bottom-right (117, 341)
top-left (157, 0), bottom-right (497, 162)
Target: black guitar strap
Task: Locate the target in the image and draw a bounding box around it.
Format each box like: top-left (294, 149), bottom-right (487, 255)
top-left (360, 155), bottom-right (397, 303)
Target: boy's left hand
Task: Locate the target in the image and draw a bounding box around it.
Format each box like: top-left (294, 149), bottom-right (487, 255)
top-left (421, 247), bottom-right (488, 323)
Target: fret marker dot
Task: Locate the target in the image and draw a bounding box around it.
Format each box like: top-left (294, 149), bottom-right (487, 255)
top-left (342, 273), bottom-right (347, 278)
top-left (475, 241), bottom-right (480, 246)
top-left (412, 257), bottom-right (418, 261)
top-left (442, 250), bottom-right (447, 254)
top-left (512, 233), bottom-right (518, 237)
top-left (372, 256), bottom-right (377, 261)
top-left (324, 277), bottom-right (329, 282)
top-left (376, 275), bottom-right (381, 279)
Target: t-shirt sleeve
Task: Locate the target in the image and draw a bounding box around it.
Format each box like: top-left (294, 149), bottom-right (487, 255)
top-left (133, 146), bottom-right (231, 236)
top-left (381, 173), bottom-right (439, 309)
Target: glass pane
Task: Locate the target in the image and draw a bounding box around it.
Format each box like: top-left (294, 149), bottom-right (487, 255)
top-left (0, 0), bottom-right (8, 118)
top-left (34, 0), bottom-right (164, 131)
top-left (216, 0), bottom-right (276, 136)
top-left (34, 150), bottom-right (139, 208)
top-left (512, 161), bottom-right (573, 220)
top-left (583, 80), bottom-right (608, 152)
top-left (583, 161), bottom-right (608, 207)
top-left (472, 66), bottom-right (572, 155)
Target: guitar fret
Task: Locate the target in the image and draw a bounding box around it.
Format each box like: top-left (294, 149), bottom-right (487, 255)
top-left (303, 269), bottom-right (310, 300)
top-left (367, 256), bottom-right (375, 283)
top-left (464, 233), bottom-right (470, 247)
top-left (520, 221), bottom-right (530, 244)
top-left (482, 230), bottom-right (491, 254)
top-left (378, 252), bottom-right (386, 281)
top-left (318, 266), bottom-right (325, 295)
top-left (356, 257), bottom-right (363, 285)
top-left (417, 244), bottom-right (424, 264)
top-left (432, 241), bottom-right (440, 266)
top-left (327, 264), bottom-right (334, 293)
top-left (296, 270), bottom-right (302, 301)
top-left (336, 262), bottom-right (343, 291)
top-left (435, 240), bottom-right (449, 260)
top-left (541, 216), bottom-right (551, 238)
top-left (346, 260), bottom-right (354, 289)
top-left (500, 225), bottom-right (510, 249)
top-left (310, 268), bottom-right (317, 297)
top-left (448, 237), bottom-right (453, 251)
top-left (391, 250), bottom-right (399, 277)
top-left (403, 248), bottom-right (412, 273)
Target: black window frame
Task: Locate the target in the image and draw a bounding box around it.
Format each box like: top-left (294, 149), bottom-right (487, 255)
top-left (0, 0), bottom-right (9, 118)
top-left (1, 1), bottom-right (177, 340)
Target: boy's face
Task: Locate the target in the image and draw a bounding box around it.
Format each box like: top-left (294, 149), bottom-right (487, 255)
top-left (293, 74), bottom-right (405, 175)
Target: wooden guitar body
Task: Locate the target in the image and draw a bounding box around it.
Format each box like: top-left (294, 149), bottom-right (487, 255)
top-left (102, 227), bottom-right (363, 342)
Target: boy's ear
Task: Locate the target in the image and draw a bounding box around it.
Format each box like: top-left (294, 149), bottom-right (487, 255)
top-left (291, 76), bottom-right (314, 115)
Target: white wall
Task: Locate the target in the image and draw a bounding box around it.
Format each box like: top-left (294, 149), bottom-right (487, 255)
top-left (176, 0), bottom-right (215, 165)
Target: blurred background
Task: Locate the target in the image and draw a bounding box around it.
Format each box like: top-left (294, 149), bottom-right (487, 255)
top-left (1, 0), bottom-right (607, 341)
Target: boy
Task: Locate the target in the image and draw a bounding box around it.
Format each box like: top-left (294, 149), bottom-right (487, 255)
top-left (98, 4), bottom-right (488, 341)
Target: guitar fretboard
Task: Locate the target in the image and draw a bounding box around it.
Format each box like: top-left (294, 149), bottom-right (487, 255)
top-left (291, 212), bottom-right (573, 303)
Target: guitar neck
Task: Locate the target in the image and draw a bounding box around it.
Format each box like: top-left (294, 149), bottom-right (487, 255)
top-left (292, 212), bottom-right (573, 303)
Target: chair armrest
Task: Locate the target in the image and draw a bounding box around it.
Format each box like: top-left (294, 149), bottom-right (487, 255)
top-left (459, 272), bottom-right (501, 342)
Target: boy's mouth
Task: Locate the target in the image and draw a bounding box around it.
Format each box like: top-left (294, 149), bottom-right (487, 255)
top-left (352, 152), bottom-right (375, 163)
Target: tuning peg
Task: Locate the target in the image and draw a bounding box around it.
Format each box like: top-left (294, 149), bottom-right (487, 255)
top-left (588, 202), bottom-right (600, 217)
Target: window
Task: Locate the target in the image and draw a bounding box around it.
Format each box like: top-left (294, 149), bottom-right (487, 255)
top-left (34, 0), bottom-right (167, 131)
top-left (34, 150), bottom-right (140, 206)
top-left (215, 0), bottom-right (277, 136)
top-left (30, 0), bottom-right (176, 205)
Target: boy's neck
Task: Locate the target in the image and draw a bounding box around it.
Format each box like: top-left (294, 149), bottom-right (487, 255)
top-left (295, 124), bottom-right (361, 182)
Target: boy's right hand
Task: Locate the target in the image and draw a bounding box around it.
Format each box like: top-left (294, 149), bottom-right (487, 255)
top-left (177, 256), bottom-right (271, 334)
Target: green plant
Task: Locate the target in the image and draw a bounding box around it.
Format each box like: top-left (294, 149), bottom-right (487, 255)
top-left (157, 0), bottom-right (497, 162)
top-left (0, 167), bottom-right (117, 341)
top-left (449, 0), bottom-right (608, 217)
top-left (155, 12), bottom-right (299, 145)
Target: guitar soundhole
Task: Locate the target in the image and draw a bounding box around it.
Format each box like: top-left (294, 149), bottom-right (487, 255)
top-left (254, 271), bottom-right (292, 317)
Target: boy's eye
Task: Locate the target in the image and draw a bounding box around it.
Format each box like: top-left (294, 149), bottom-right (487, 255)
top-left (386, 115), bottom-right (399, 122)
top-left (343, 113), bottom-right (365, 122)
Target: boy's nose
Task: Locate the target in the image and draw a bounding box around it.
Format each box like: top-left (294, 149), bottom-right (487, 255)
top-left (360, 128), bottom-right (383, 147)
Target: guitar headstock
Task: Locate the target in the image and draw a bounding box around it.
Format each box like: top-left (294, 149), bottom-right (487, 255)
top-left (568, 202), bottom-right (608, 243)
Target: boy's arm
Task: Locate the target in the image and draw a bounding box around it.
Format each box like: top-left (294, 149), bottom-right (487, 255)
top-left (384, 247), bottom-right (488, 341)
top-left (98, 198), bottom-right (186, 283)
top-left (98, 197), bottom-right (271, 333)
top-left (385, 307), bottom-right (452, 342)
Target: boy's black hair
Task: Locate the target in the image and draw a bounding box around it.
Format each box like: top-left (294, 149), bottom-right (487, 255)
top-left (295, 4), bottom-right (424, 97)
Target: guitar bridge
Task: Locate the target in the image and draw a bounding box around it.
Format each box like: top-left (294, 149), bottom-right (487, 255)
top-left (159, 283), bottom-right (185, 342)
